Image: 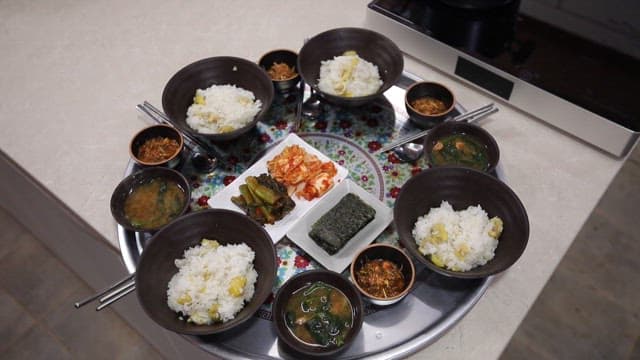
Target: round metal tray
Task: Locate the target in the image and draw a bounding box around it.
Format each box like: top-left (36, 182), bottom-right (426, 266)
top-left (119, 72), bottom-right (495, 359)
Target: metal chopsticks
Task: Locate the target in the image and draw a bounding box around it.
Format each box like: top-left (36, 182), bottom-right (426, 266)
top-left (136, 102), bottom-right (217, 158)
top-left (374, 103), bottom-right (497, 155)
top-left (74, 273), bottom-right (136, 311)
top-left (292, 76), bottom-right (305, 133)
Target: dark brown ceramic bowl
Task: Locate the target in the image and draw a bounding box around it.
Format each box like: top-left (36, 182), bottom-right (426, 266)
top-left (258, 49), bottom-right (300, 93)
top-left (423, 121), bottom-right (500, 173)
top-left (129, 124), bottom-right (184, 168)
top-left (350, 243), bottom-right (415, 306)
top-left (298, 27), bottom-right (404, 107)
top-left (110, 167), bottom-right (190, 233)
top-left (135, 209), bottom-right (276, 335)
top-left (162, 56), bottom-right (274, 142)
top-left (405, 81), bottom-right (456, 129)
top-left (272, 270), bottom-right (364, 357)
top-left (394, 167), bottom-right (529, 279)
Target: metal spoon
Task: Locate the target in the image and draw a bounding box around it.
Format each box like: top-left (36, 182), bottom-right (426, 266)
top-left (393, 106), bottom-right (499, 162)
top-left (302, 87), bottom-right (322, 119)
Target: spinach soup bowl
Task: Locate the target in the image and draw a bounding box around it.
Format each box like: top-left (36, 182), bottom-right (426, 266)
top-left (272, 270), bottom-right (364, 357)
top-left (110, 167), bottom-right (190, 233)
top-left (423, 120), bottom-right (500, 173)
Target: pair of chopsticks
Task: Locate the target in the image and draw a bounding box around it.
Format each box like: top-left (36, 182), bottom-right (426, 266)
top-left (136, 101), bottom-right (218, 158)
top-left (373, 102), bottom-right (498, 155)
top-left (74, 273), bottom-right (136, 311)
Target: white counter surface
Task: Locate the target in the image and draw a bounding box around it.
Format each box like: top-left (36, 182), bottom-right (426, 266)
top-left (0, 1), bottom-right (627, 359)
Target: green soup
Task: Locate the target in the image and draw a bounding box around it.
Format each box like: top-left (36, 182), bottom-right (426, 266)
top-left (430, 134), bottom-right (490, 171)
top-left (284, 281), bottom-right (353, 348)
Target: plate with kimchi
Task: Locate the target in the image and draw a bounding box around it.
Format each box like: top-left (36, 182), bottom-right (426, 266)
top-left (207, 133), bottom-right (348, 243)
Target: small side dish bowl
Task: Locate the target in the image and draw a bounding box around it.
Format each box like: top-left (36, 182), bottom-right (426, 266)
top-left (405, 81), bottom-right (456, 128)
top-left (110, 167), bottom-right (190, 233)
top-left (423, 120), bottom-right (500, 173)
top-left (298, 27), bottom-right (404, 107)
top-left (162, 56), bottom-right (274, 142)
top-left (394, 167), bottom-right (529, 279)
top-left (258, 49), bottom-right (300, 93)
top-left (350, 243), bottom-right (415, 306)
top-left (272, 270), bottom-right (364, 357)
top-left (135, 209), bottom-right (277, 335)
top-left (129, 124), bottom-right (184, 168)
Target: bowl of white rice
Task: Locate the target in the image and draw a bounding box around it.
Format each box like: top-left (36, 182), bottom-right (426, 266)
top-left (135, 209), bottom-right (277, 335)
top-left (162, 56), bottom-right (274, 142)
top-left (394, 167), bottom-right (529, 279)
top-left (298, 27), bottom-right (403, 107)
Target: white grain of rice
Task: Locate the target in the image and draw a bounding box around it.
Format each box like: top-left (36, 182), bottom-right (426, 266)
top-left (166, 240), bottom-right (257, 325)
top-left (186, 84), bottom-right (261, 134)
top-left (412, 201), bottom-right (503, 272)
top-left (317, 51), bottom-right (382, 97)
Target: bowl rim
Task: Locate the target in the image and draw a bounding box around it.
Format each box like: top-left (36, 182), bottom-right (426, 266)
top-left (298, 26), bottom-right (404, 104)
top-left (394, 167), bottom-right (529, 279)
top-left (404, 81), bottom-right (456, 117)
top-left (135, 208), bottom-right (277, 335)
top-left (161, 55), bottom-right (275, 141)
top-left (109, 167), bottom-right (191, 233)
top-left (258, 48), bottom-right (300, 82)
top-left (423, 120), bottom-right (500, 174)
top-left (349, 243), bottom-right (416, 302)
top-left (129, 124), bottom-right (184, 166)
top-left (272, 269), bottom-right (364, 356)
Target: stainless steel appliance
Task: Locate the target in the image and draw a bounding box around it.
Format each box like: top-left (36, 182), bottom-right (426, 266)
top-left (366, 0), bottom-right (639, 157)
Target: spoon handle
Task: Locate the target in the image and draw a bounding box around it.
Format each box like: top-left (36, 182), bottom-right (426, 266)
top-left (375, 103), bottom-right (497, 155)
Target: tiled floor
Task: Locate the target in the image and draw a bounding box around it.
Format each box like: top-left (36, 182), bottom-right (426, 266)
top-left (1, 145), bottom-right (638, 359)
top-left (501, 144), bottom-right (640, 360)
top-left (0, 206), bottom-right (163, 360)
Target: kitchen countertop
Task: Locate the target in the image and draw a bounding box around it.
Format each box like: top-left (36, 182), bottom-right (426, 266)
top-left (0, 1), bottom-right (628, 359)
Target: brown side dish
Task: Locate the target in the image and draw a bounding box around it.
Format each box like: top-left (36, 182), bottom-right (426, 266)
top-left (137, 136), bottom-right (180, 163)
top-left (267, 62), bottom-right (297, 81)
top-left (355, 259), bottom-right (405, 298)
top-left (410, 96), bottom-right (448, 115)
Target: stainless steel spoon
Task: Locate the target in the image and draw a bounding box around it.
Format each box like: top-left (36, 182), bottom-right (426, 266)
top-left (393, 106), bottom-right (499, 162)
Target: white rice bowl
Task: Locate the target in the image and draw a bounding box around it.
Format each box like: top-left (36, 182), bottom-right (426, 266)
top-left (412, 201), bottom-right (503, 272)
top-left (186, 84), bottom-right (261, 134)
top-left (317, 51), bottom-right (382, 97)
top-left (167, 239), bottom-right (258, 325)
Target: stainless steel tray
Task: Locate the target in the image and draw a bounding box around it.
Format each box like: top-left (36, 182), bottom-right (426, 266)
top-left (119, 72), bottom-right (493, 359)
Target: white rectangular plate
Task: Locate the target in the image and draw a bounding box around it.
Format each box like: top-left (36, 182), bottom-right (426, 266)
top-left (286, 179), bottom-right (393, 273)
top-left (207, 133), bottom-right (349, 243)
